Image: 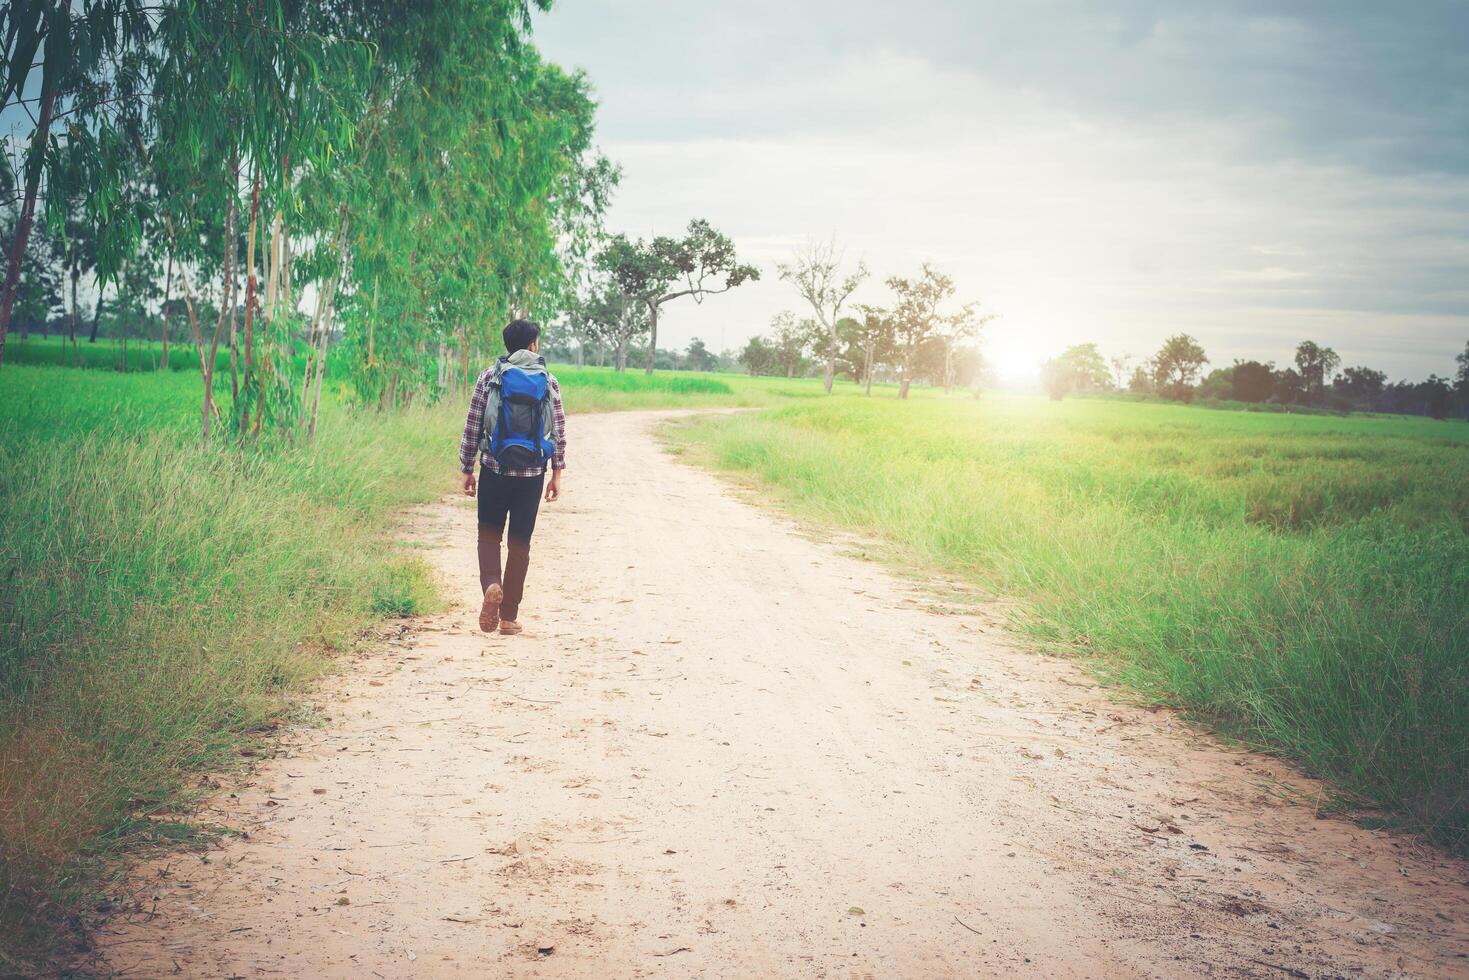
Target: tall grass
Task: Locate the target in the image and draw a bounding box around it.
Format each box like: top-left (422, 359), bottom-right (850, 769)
top-left (0, 366), bottom-right (459, 969)
top-left (669, 395), bottom-right (1469, 851)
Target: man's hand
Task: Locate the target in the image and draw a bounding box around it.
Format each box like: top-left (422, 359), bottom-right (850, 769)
top-left (462, 471), bottom-right (477, 497)
top-left (544, 470), bottom-right (562, 503)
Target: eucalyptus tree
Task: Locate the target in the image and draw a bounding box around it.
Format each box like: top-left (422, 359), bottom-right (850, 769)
top-left (332, 7), bottom-right (608, 415)
top-left (147, 0), bottom-right (379, 437)
top-left (0, 0), bottom-right (154, 366)
top-left (597, 219), bottom-right (759, 375)
top-left (777, 240), bottom-right (867, 394)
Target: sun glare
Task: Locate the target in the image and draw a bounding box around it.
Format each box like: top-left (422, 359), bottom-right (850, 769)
top-left (986, 331), bottom-right (1047, 384)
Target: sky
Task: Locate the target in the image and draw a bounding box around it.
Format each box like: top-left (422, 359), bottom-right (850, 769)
top-left (531, 0), bottom-right (1469, 384)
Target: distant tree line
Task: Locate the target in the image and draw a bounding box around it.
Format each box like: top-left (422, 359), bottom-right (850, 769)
top-left (1042, 334), bottom-right (1469, 420)
top-left (740, 249), bottom-right (995, 399)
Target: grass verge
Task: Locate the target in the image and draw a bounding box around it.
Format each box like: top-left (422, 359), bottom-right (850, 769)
top-left (666, 394), bottom-right (1469, 853)
top-left (0, 366), bottom-right (460, 970)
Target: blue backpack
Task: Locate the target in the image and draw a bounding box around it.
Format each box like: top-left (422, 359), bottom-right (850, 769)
top-left (487, 361), bottom-right (556, 469)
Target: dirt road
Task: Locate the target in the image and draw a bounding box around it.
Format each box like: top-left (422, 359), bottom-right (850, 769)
top-left (100, 411), bottom-right (1468, 978)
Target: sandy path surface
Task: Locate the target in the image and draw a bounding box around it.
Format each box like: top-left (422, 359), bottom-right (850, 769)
top-left (100, 411), bottom-right (1468, 978)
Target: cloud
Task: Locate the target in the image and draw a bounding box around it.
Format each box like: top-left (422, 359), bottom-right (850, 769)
top-left (534, 0), bottom-right (1469, 380)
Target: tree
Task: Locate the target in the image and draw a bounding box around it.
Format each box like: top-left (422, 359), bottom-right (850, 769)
top-left (953, 346), bottom-right (991, 398)
top-left (1230, 360), bottom-right (1276, 402)
top-left (1128, 360), bottom-right (1155, 394)
top-left (739, 335), bottom-right (779, 376)
top-left (777, 239), bottom-right (867, 394)
top-left (598, 219), bottom-right (758, 376)
top-left (581, 278), bottom-right (648, 372)
top-left (768, 312), bottom-right (816, 378)
top-left (685, 337), bottom-right (715, 371)
top-left (0, 1), bottom-right (155, 366)
top-left (935, 302), bottom-right (996, 394)
top-left (1334, 365), bottom-right (1387, 406)
top-left (1425, 375), bottom-right (1454, 419)
top-left (1455, 341), bottom-right (1469, 418)
top-left (1294, 340), bottom-right (1340, 404)
top-left (0, 217), bottom-right (61, 340)
top-left (1274, 367), bottom-right (1306, 404)
top-left (1151, 334), bottom-right (1208, 401)
top-left (847, 306), bottom-right (896, 396)
top-left (886, 263), bottom-right (971, 400)
top-left (1197, 366), bottom-right (1234, 401)
top-left (1108, 353), bottom-right (1133, 390)
top-left (1039, 343), bottom-right (1111, 401)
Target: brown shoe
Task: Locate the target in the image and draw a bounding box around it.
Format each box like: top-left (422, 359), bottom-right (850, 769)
top-left (499, 619), bottom-right (523, 635)
top-left (478, 584), bottom-right (502, 633)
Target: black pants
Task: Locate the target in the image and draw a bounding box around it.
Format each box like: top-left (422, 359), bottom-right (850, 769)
top-left (477, 468), bottom-right (544, 621)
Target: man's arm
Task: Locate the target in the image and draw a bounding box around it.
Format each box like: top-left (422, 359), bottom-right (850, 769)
top-left (545, 376), bottom-right (567, 502)
top-left (459, 373), bottom-right (489, 495)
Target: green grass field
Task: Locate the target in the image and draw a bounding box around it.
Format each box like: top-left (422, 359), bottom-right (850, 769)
top-left (668, 394), bottom-right (1469, 851)
top-left (5, 333), bottom-right (226, 372)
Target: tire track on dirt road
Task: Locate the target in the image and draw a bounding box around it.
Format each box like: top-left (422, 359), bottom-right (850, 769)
top-left (99, 411), bottom-right (1469, 977)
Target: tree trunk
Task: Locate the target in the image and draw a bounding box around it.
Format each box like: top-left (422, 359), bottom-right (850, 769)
top-left (89, 282), bottom-right (103, 343)
top-left (242, 170), bottom-right (261, 397)
top-left (306, 231), bottom-right (349, 441)
top-left (864, 345), bottom-right (874, 396)
top-left (265, 208), bottom-right (283, 320)
top-left (0, 88), bottom-right (57, 367)
top-left (644, 301), bottom-right (658, 375)
top-left (615, 341), bottom-right (627, 372)
top-left (943, 341), bottom-right (954, 396)
top-left (303, 210), bottom-right (349, 415)
top-left (69, 260), bottom-right (80, 366)
top-left (899, 356), bottom-right (911, 400)
top-left (307, 293), bottom-right (332, 441)
top-left (823, 319), bottom-right (837, 394)
top-left (160, 248), bottom-right (175, 371)
top-left (224, 189), bottom-right (240, 406)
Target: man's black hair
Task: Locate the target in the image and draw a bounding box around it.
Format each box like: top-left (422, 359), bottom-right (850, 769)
top-left (503, 318), bottom-right (540, 354)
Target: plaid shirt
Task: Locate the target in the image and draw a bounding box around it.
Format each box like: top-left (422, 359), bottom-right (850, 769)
top-left (459, 367), bottom-right (567, 477)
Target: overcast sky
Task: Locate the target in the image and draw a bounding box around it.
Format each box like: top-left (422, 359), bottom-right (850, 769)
top-left (533, 1), bottom-right (1469, 382)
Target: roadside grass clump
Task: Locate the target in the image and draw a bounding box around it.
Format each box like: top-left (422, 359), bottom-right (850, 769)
top-left (0, 365), bottom-right (460, 969)
top-left (668, 394), bottom-right (1469, 852)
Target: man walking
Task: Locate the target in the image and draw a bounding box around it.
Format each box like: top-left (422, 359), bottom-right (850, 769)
top-left (459, 319), bottom-right (566, 635)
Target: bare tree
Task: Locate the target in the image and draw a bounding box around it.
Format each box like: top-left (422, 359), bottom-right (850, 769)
top-left (936, 303), bottom-right (997, 395)
top-left (777, 239), bottom-right (867, 394)
top-left (1108, 353), bottom-right (1133, 390)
